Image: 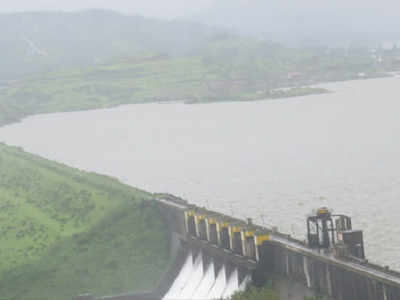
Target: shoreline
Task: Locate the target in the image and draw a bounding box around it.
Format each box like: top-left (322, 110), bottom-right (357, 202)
top-left (0, 71), bottom-right (397, 129)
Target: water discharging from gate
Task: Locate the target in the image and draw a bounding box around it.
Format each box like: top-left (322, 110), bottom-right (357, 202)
top-left (163, 250), bottom-right (250, 300)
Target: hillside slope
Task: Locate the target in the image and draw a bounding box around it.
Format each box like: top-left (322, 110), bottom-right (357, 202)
top-left (3, 11), bottom-right (400, 127)
top-left (6, 36), bottom-right (388, 125)
top-left (0, 10), bottom-right (220, 81)
top-left (0, 143), bottom-right (169, 299)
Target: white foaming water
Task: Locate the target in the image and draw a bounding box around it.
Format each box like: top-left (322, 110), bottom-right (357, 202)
top-left (207, 265), bottom-right (227, 299)
top-left (180, 252), bottom-right (204, 299)
top-left (191, 260), bottom-right (216, 299)
top-left (222, 268), bottom-right (239, 299)
top-left (163, 252), bottom-right (193, 299)
top-left (163, 252), bottom-right (244, 300)
top-left (238, 275), bottom-right (251, 292)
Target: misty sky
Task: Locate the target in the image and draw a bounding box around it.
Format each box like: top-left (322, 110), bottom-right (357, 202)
top-left (0, 0), bottom-right (215, 18)
top-left (1, 0), bottom-right (400, 20)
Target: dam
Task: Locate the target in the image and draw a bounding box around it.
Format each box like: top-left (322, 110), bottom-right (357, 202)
top-left (162, 249), bottom-right (251, 299)
top-left (78, 194), bottom-right (400, 300)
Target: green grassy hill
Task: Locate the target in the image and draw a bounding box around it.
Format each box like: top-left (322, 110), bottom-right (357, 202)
top-left (0, 143), bottom-right (169, 300)
top-left (4, 35), bottom-right (400, 126)
top-left (0, 10), bottom-right (219, 81)
top-left (3, 11), bottom-right (400, 126)
top-left (0, 49), bottom-right (331, 125)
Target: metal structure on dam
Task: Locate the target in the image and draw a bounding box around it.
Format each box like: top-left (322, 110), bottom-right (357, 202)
top-left (78, 194), bottom-right (400, 300)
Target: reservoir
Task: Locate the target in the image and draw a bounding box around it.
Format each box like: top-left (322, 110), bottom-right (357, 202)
top-left (0, 77), bottom-right (399, 269)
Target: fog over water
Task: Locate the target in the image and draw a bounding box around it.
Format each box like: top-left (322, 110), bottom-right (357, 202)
top-left (0, 77), bottom-right (400, 269)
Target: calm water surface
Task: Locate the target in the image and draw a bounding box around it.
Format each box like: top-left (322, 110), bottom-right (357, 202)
top-left (0, 77), bottom-right (399, 268)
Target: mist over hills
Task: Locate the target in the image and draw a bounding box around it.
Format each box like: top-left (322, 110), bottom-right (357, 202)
top-left (0, 9), bottom-right (223, 81)
top-left (193, 0), bottom-right (400, 46)
top-left (2, 8), bottom-right (400, 125)
top-left (3, 5), bottom-right (400, 82)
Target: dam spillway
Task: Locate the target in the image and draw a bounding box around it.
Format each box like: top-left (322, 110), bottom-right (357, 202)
top-left (155, 195), bottom-right (400, 300)
top-left (162, 250), bottom-right (250, 299)
top-left (77, 195), bottom-right (400, 300)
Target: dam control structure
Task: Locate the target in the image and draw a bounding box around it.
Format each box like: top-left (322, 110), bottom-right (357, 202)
top-left (78, 195), bottom-right (400, 300)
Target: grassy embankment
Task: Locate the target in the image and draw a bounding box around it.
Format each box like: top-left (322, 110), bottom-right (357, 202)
top-left (0, 143), bottom-right (169, 300)
top-left (0, 140), bottom-right (285, 300)
top-left (0, 50), bottom-right (330, 126)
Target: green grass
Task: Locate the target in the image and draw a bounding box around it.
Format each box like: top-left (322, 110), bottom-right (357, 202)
top-left (0, 143), bottom-right (169, 300)
top-left (0, 53), bottom-right (331, 126)
top-left (231, 286), bottom-right (282, 300)
top-left (3, 34), bottom-right (400, 126)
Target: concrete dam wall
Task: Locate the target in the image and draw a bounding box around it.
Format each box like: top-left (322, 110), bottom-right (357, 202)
top-left (157, 195), bottom-right (257, 299)
top-left (78, 194), bottom-right (400, 300)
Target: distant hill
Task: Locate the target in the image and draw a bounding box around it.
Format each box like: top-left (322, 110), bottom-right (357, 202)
top-left (0, 10), bottom-right (222, 81)
top-left (2, 32), bottom-right (400, 126)
top-left (1, 10), bottom-right (400, 126)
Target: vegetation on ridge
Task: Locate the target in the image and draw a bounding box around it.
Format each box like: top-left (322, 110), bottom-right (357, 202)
top-left (2, 10), bottom-right (400, 126)
top-left (0, 49), bottom-right (330, 126)
top-left (0, 10), bottom-right (220, 81)
top-left (0, 143), bottom-right (169, 300)
top-left (231, 286), bottom-right (282, 300)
